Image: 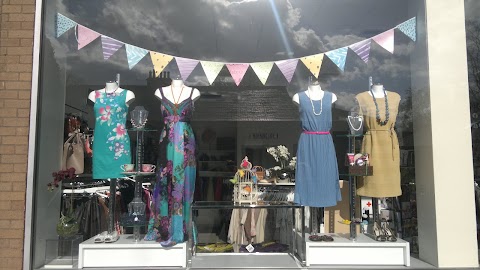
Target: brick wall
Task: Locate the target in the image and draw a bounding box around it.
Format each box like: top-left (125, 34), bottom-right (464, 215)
top-left (0, 0), bottom-right (36, 269)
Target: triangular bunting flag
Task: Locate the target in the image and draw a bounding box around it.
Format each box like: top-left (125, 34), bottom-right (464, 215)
top-left (372, 29), bottom-right (395, 54)
top-left (396, 17), bottom-right (416, 42)
top-left (150, 52), bottom-right (174, 77)
top-left (326, 47), bottom-right (348, 71)
top-left (300, 53), bottom-right (324, 78)
top-left (77, 25), bottom-right (100, 50)
top-left (101, 36), bottom-right (123, 60)
top-left (125, 44), bottom-right (148, 70)
top-left (275, 59), bottom-right (299, 83)
top-left (56, 13), bottom-right (77, 38)
top-left (200, 61), bottom-right (224, 85)
top-left (250, 62), bottom-right (274, 85)
top-left (226, 63), bottom-right (249, 86)
top-left (175, 57), bottom-right (199, 80)
top-left (349, 39), bottom-right (371, 63)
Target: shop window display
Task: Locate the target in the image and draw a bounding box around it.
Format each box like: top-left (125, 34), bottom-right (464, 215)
top-left (31, 0), bottom-right (426, 268)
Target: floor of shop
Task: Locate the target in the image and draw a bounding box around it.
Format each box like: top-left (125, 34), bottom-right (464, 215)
top-left (189, 254), bottom-right (436, 269)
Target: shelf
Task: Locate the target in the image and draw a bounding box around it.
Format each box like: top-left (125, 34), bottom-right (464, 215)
top-left (192, 201), bottom-right (302, 209)
top-left (258, 182), bottom-right (295, 186)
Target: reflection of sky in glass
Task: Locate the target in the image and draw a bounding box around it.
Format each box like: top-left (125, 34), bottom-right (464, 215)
top-left (44, 0), bottom-right (421, 128)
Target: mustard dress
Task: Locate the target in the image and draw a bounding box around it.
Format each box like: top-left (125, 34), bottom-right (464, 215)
top-left (355, 91), bottom-right (401, 198)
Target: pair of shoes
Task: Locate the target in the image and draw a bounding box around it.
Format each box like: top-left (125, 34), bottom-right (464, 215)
top-left (94, 231), bottom-right (108, 243)
top-left (381, 218), bottom-right (397, 242)
top-left (373, 221), bottom-right (387, 241)
top-left (308, 234), bottom-right (334, 242)
top-left (104, 231), bottom-right (119, 243)
top-left (160, 237), bottom-right (177, 247)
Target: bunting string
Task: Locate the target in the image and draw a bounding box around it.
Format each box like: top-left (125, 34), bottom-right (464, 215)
top-left (56, 13), bottom-right (416, 86)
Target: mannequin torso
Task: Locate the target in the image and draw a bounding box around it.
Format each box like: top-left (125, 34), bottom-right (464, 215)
top-left (292, 84), bottom-right (337, 105)
top-left (369, 84), bottom-right (386, 98)
top-left (154, 79), bottom-right (201, 103)
top-left (88, 82), bottom-right (135, 105)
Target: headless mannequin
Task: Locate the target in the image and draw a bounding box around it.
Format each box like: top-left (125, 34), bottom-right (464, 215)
top-left (154, 79), bottom-right (201, 103)
top-left (88, 81), bottom-right (134, 243)
top-left (88, 81), bottom-right (136, 105)
top-left (369, 83), bottom-right (386, 98)
top-left (292, 82), bottom-right (337, 105)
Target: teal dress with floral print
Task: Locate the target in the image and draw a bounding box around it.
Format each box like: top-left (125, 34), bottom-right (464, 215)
top-left (92, 89), bottom-right (131, 179)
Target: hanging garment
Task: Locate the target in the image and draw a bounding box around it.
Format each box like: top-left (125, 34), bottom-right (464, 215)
top-left (145, 89), bottom-right (197, 243)
top-left (355, 91), bottom-right (401, 197)
top-left (294, 91), bottom-right (341, 207)
top-left (92, 90), bottom-right (131, 179)
top-left (228, 209), bottom-right (268, 252)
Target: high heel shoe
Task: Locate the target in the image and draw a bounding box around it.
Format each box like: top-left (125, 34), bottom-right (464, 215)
top-left (373, 221), bottom-right (386, 242)
top-left (381, 219), bottom-right (397, 242)
top-left (94, 231), bottom-right (108, 243)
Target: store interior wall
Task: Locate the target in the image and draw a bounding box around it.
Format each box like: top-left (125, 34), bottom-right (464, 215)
top-left (413, 0), bottom-right (479, 267)
top-left (32, 37), bottom-right (66, 268)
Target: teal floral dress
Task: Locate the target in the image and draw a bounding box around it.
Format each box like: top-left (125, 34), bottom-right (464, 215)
top-left (92, 90), bottom-right (131, 179)
top-left (145, 89), bottom-right (197, 244)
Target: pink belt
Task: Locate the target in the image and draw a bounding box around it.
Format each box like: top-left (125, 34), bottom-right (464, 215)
top-left (303, 131), bottom-right (330, 135)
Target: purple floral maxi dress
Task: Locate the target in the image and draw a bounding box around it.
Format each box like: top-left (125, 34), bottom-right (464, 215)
top-left (145, 89), bottom-right (196, 243)
top-left (92, 90), bottom-right (131, 179)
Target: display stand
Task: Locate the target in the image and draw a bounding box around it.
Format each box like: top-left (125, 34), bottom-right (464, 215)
top-left (44, 235), bottom-right (82, 269)
top-left (190, 201), bottom-right (305, 268)
top-left (300, 134), bottom-right (410, 267)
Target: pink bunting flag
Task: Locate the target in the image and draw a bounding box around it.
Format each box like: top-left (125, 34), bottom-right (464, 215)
top-left (275, 59), bottom-right (299, 83)
top-left (77, 25), bottom-right (100, 50)
top-left (372, 29), bottom-right (394, 54)
top-left (175, 57), bottom-right (199, 81)
top-left (226, 63), bottom-right (249, 86)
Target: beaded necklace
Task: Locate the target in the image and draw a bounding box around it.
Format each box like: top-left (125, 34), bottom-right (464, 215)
top-left (369, 87), bottom-right (389, 126)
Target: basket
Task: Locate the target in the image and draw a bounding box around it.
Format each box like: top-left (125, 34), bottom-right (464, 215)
top-left (252, 166), bottom-right (265, 180)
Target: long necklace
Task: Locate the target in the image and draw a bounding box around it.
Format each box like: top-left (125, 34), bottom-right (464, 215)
top-left (370, 87), bottom-right (389, 126)
top-left (170, 85), bottom-right (184, 115)
top-left (308, 87), bottom-right (323, 116)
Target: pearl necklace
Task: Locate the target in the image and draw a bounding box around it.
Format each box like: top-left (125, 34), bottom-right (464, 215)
top-left (307, 87), bottom-right (323, 116)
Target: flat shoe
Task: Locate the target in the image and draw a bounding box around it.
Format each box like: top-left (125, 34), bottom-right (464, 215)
top-left (309, 235), bottom-right (322, 242)
top-left (321, 235), bottom-right (334, 242)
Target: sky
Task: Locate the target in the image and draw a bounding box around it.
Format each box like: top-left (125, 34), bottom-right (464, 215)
top-left (45, 0), bottom-right (420, 125)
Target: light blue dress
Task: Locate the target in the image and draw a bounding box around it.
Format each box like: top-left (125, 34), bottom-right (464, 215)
top-left (294, 91), bottom-right (341, 207)
top-left (92, 90), bottom-right (132, 179)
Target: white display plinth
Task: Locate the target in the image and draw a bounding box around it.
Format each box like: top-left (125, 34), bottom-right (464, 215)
top-left (303, 233), bottom-right (410, 267)
top-left (78, 234), bottom-right (187, 268)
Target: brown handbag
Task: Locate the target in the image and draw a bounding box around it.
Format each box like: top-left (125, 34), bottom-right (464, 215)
top-left (62, 132), bottom-right (84, 174)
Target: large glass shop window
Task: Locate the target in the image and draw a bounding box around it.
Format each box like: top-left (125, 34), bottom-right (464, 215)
top-left (32, 0), bottom-right (423, 268)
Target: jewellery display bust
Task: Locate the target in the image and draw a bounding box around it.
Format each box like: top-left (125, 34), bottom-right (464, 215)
top-left (369, 83), bottom-right (386, 98)
top-left (154, 79), bottom-right (201, 104)
top-left (88, 81), bottom-right (136, 105)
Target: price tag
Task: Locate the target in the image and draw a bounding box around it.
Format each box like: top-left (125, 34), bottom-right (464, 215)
top-left (246, 244), bottom-right (255, 253)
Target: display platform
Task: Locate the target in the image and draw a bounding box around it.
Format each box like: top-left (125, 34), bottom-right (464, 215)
top-left (78, 234), bottom-right (187, 268)
top-left (301, 233), bottom-right (410, 267)
top-left (191, 253), bottom-right (301, 269)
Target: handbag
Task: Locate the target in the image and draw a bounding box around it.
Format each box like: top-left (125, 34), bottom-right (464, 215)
top-left (347, 114), bottom-right (364, 136)
top-left (62, 132), bottom-right (84, 174)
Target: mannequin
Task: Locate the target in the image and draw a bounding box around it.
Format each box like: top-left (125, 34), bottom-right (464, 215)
top-left (369, 83), bottom-right (389, 99)
top-left (355, 82), bottom-right (402, 198)
top-left (88, 81), bottom-right (136, 105)
top-left (88, 81), bottom-right (135, 243)
top-left (146, 77), bottom-right (200, 247)
top-left (292, 81), bottom-right (337, 105)
top-left (154, 79), bottom-right (201, 104)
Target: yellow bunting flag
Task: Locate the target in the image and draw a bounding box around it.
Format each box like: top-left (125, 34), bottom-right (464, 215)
top-left (200, 61), bottom-right (224, 85)
top-left (250, 62), bottom-right (274, 85)
top-left (300, 53), bottom-right (324, 78)
top-left (150, 52), bottom-right (174, 77)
